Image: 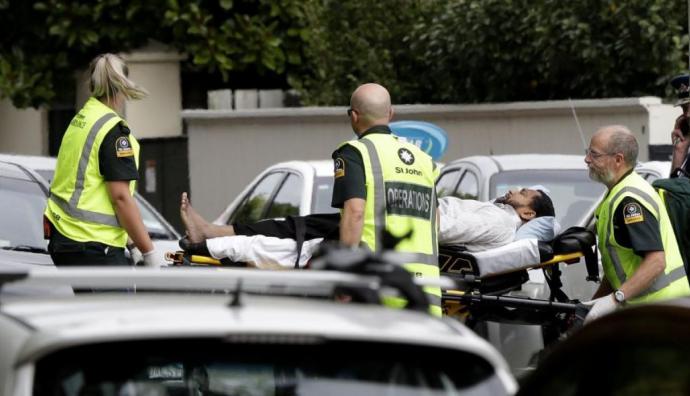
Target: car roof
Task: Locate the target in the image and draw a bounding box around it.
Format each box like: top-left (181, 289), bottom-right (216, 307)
top-left (445, 154), bottom-right (588, 171)
top-left (265, 160), bottom-right (334, 177)
top-left (637, 160), bottom-right (671, 177)
top-left (0, 268), bottom-right (511, 382)
top-left (0, 160), bottom-right (48, 189)
top-left (0, 154), bottom-right (56, 172)
top-left (3, 293), bottom-right (488, 361)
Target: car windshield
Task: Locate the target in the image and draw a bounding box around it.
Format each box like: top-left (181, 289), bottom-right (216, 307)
top-left (0, 174), bottom-right (48, 252)
top-left (34, 340), bottom-right (509, 396)
top-left (312, 176), bottom-right (338, 214)
top-left (490, 170), bottom-right (606, 228)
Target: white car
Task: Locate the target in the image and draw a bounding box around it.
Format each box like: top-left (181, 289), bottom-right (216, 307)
top-left (214, 160), bottom-right (337, 225)
top-left (0, 161), bottom-right (53, 269)
top-left (0, 154), bottom-right (181, 257)
top-left (211, 155), bottom-right (671, 375)
top-left (0, 266), bottom-right (518, 395)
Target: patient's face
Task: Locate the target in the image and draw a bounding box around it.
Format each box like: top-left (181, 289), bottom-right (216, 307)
top-left (497, 188), bottom-right (539, 210)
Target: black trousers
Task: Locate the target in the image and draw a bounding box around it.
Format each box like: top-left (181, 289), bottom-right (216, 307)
top-left (232, 213), bottom-right (340, 241)
top-left (48, 222), bottom-right (129, 266)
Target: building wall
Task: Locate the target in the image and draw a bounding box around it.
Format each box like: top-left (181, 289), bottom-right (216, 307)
top-left (183, 97), bottom-right (675, 219)
top-left (1, 45), bottom-right (184, 157)
top-left (0, 98), bottom-right (47, 155)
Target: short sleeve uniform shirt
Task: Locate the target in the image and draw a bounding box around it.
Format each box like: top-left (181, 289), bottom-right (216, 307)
top-left (98, 123), bottom-right (139, 181)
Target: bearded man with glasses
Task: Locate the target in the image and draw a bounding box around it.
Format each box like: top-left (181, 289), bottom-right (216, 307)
top-left (582, 125), bottom-right (690, 324)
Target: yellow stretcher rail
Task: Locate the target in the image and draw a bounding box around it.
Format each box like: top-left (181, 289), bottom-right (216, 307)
top-left (536, 251), bottom-right (584, 267)
top-left (165, 251), bottom-right (222, 266)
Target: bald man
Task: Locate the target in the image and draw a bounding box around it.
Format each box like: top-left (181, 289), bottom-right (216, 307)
top-left (583, 125), bottom-right (689, 323)
top-left (331, 83), bottom-right (442, 315)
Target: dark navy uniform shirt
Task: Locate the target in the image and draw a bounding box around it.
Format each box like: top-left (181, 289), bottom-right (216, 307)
top-left (612, 195), bottom-right (664, 254)
top-left (331, 125), bottom-right (392, 208)
top-left (98, 123), bottom-right (139, 181)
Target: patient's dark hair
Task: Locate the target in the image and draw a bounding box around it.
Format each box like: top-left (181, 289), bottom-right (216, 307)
top-left (531, 190), bottom-right (555, 218)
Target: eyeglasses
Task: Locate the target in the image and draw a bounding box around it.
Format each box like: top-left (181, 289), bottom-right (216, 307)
top-left (585, 148), bottom-right (614, 159)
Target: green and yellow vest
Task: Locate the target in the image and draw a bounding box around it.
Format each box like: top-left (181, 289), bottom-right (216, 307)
top-left (45, 97), bottom-right (139, 248)
top-left (342, 133), bottom-right (441, 316)
top-left (595, 171), bottom-right (690, 303)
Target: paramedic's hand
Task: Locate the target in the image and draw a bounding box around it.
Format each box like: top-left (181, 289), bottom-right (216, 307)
top-left (142, 248), bottom-right (163, 268)
top-left (583, 294), bottom-right (617, 324)
top-left (129, 246), bottom-right (144, 266)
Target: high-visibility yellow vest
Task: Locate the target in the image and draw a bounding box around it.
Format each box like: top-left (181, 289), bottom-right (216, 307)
top-left (45, 97), bottom-right (139, 248)
top-left (595, 171), bottom-right (690, 303)
top-left (343, 133), bottom-right (441, 316)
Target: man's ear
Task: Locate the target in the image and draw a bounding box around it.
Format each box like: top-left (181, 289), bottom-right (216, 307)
top-left (517, 206), bottom-right (536, 222)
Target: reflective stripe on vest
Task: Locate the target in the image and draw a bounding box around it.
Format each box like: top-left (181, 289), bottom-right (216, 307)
top-left (348, 135), bottom-right (440, 314)
top-left (49, 113), bottom-right (120, 227)
top-left (360, 138), bottom-right (387, 252)
top-left (603, 185), bottom-right (686, 298)
top-left (596, 172), bottom-right (689, 302)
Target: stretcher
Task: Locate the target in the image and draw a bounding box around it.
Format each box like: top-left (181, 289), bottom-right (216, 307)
top-left (165, 226), bottom-right (597, 341)
top-left (440, 226), bottom-right (597, 343)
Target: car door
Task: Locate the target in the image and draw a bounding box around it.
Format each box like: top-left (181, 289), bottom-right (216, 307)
top-left (228, 172), bottom-right (287, 224)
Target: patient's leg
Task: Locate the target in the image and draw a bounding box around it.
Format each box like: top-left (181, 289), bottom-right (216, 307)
top-left (180, 192), bottom-right (236, 242)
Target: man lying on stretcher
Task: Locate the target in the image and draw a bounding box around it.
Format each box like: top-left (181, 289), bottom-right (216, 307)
top-left (179, 188), bottom-right (556, 269)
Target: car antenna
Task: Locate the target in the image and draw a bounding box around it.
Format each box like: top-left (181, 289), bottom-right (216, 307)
top-left (568, 98), bottom-right (588, 152)
top-left (229, 279), bottom-right (242, 307)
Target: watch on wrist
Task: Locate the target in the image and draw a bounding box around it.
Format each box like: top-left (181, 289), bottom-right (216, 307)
top-left (614, 289), bottom-right (626, 305)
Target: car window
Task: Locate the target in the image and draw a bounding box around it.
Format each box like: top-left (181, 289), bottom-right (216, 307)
top-left (0, 174), bottom-right (48, 251)
top-left (436, 169), bottom-right (462, 197)
top-left (312, 176), bottom-right (338, 214)
top-left (490, 170), bottom-right (606, 228)
top-left (230, 172), bottom-right (285, 224)
top-left (135, 194), bottom-right (177, 239)
top-left (34, 340), bottom-right (510, 396)
top-left (456, 170), bottom-right (479, 200)
top-left (265, 173), bottom-right (302, 219)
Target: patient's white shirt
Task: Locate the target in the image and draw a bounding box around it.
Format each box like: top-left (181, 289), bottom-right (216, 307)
top-left (206, 196), bottom-right (524, 267)
top-left (437, 197), bottom-right (522, 252)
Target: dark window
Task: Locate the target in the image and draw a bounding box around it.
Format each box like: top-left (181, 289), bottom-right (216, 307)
top-left (230, 172), bottom-right (285, 224)
top-left (33, 339), bottom-right (510, 396)
top-left (456, 171), bottom-right (479, 200)
top-left (265, 173), bottom-right (302, 219)
top-left (436, 169), bottom-right (462, 197)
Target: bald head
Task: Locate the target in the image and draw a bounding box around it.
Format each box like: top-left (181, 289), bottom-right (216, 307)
top-left (592, 125), bottom-right (638, 167)
top-left (350, 83), bottom-right (393, 129)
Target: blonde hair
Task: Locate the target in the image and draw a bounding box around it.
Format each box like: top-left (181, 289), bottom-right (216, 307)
top-left (88, 53), bottom-right (148, 102)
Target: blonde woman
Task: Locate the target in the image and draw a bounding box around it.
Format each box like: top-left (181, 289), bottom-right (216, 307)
top-left (44, 53), bottom-right (158, 267)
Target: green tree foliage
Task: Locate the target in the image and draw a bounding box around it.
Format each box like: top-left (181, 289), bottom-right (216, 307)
top-left (407, 0), bottom-right (688, 103)
top-left (0, 0), bottom-right (687, 108)
top-left (297, 0), bottom-right (688, 104)
top-left (0, 0), bottom-right (312, 108)
top-left (292, 0), bottom-right (436, 106)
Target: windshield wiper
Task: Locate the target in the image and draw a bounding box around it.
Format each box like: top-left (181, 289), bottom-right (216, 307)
top-left (2, 245), bottom-right (49, 254)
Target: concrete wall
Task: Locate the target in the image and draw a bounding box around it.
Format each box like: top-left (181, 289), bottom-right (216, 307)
top-left (1, 44), bottom-right (184, 156)
top-left (183, 96), bottom-right (678, 219)
top-left (0, 99), bottom-right (47, 155)
top-left (122, 47), bottom-right (185, 138)
top-left (76, 44), bottom-right (185, 138)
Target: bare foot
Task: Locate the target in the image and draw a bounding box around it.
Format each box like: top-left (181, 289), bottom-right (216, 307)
top-left (180, 192), bottom-right (206, 243)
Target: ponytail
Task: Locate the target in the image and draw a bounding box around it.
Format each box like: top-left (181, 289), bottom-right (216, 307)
top-left (88, 53), bottom-right (148, 102)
